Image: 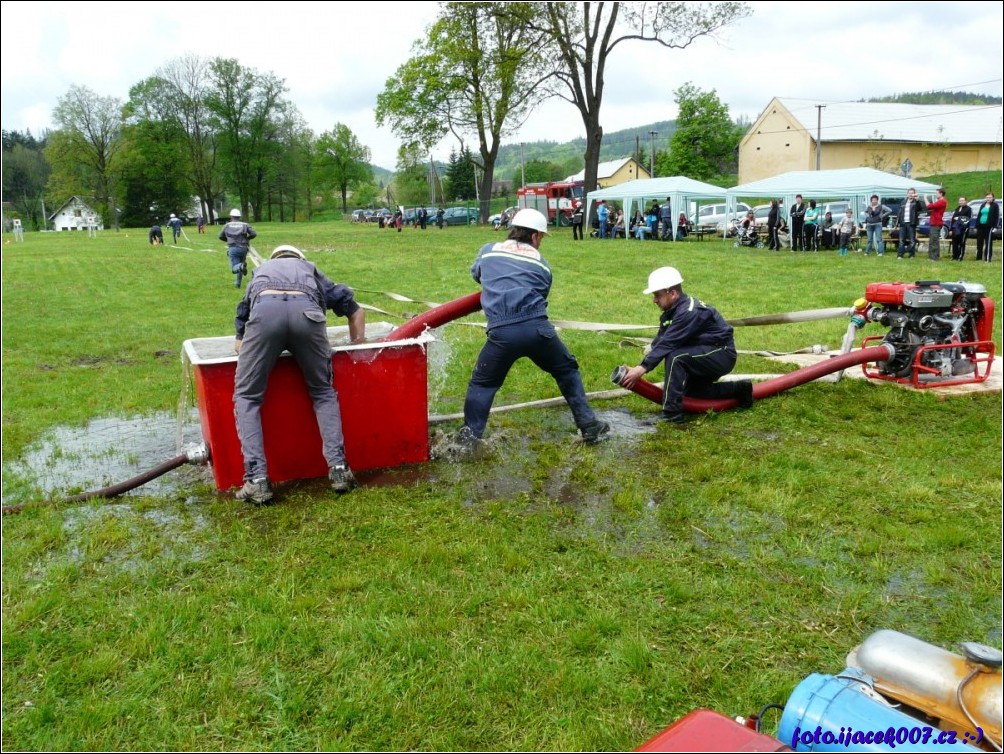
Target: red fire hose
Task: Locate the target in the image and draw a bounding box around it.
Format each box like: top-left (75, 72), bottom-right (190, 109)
top-left (384, 292), bottom-right (483, 341)
top-left (613, 344), bottom-right (896, 413)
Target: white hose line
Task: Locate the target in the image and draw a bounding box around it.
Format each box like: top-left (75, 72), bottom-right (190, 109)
top-left (429, 389), bottom-right (630, 424)
top-left (427, 373), bottom-right (781, 425)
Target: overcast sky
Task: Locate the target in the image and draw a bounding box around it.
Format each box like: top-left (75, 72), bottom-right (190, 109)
top-left (2, 1), bottom-right (1001, 170)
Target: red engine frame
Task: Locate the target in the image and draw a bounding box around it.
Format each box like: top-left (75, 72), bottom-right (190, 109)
top-left (860, 281), bottom-right (996, 388)
top-left (860, 335), bottom-right (996, 388)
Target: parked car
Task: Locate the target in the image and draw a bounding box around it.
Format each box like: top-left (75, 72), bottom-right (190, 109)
top-left (489, 206), bottom-right (518, 230)
top-left (441, 206), bottom-right (479, 226)
top-left (689, 202), bottom-right (751, 231)
top-left (351, 209), bottom-right (373, 223)
top-left (368, 208), bottom-right (392, 223)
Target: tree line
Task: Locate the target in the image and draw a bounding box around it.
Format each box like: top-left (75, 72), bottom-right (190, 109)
top-left (3, 55), bottom-right (381, 230)
top-left (4, 2), bottom-right (756, 230)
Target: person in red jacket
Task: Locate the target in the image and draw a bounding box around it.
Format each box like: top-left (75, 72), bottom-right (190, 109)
top-left (924, 188), bottom-right (948, 261)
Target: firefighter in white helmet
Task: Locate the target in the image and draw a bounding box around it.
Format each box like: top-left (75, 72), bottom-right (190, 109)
top-left (232, 244), bottom-right (366, 504)
top-left (618, 266), bottom-right (753, 423)
top-left (219, 208), bottom-right (257, 288)
top-left (457, 208), bottom-right (609, 450)
top-left (167, 213), bottom-right (183, 244)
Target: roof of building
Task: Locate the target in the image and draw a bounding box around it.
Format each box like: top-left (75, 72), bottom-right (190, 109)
top-left (47, 195), bottom-right (97, 221)
top-left (564, 157), bottom-right (644, 183)
top-left (773, 98), bottom-right (1002, 145)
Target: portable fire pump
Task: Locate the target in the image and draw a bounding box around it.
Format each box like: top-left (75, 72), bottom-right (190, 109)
top-left (853, 280), bottom-right (996, 388)
top-left (637, 630), bottom-right (1002, 753)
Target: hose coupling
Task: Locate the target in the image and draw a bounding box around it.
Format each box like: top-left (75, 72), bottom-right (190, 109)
top-left (184, 443), bottom-right (210, 465)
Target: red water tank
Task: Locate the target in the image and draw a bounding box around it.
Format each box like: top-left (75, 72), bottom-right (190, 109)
top-left (636, 709), bottom-right (787, 752)
top-left (184, 324), bottom-right (432, 490)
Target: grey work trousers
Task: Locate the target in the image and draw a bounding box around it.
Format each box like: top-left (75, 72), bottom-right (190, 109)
top-left (234, 294), bottom-right (346, 481)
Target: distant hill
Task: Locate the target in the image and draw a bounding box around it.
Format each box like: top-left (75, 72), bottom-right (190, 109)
top-left (370, 164), bottom-right (394, 184)
top-left (492, 120), bottom-right (677, 179)
top-left (373, 120), bottom-right (678, 178)
top-left (865, 91), bottom-right (1002, 105)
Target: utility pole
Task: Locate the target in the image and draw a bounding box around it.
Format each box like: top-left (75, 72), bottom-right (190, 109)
top-left (520, 142), bottom-right (526, 188)
top-left (648, 130), bottom-right (658, 177)
top-left (815, 105), bottom-right (826, 170)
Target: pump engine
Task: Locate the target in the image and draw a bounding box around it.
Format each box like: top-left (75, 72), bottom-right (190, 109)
top-left (854, 280), bottom-right (995, 388)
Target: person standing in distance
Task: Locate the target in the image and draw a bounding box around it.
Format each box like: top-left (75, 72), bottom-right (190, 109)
top-left (950, 197), bottom-right (972, 261)
top-left (233, 244), bottom-right (365, 504)
top-left (789, 195), bottom-right (806, 252)
top-left (596, 200), bottom-right (610, 239)
top-left (924, 188), bottom-right (947, 261)
top-left (862, 195), bottom-right (889, 256)
top-left (896, 188), bottom-right (925, 259)
top-left (571, 200), bottom-right (585, 240)
top-left (457, 208), bottom-right (609, 450)
top-left (219, 208), bottom-right (257, 287)
top-left (974, 192), bottom-right (999, 263)
top-left (617, 267), bottom-right (753, 424)
top-left (660, 198), bottom-right (674, 241)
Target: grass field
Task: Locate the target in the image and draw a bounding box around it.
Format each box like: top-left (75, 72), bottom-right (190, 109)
top-left (2, 222), bottom-right (1001, 750)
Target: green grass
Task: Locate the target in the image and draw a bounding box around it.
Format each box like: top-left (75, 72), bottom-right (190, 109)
top-left (2, 223), bottom-right (1001, 750)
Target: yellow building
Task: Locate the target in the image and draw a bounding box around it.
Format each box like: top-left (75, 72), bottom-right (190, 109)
top-left (565, 157), bottom-right (651, 189)
top-left (739, 98), bottom-right (1002, 183)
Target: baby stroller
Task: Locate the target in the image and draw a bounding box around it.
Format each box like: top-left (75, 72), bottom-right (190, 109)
top-left (733, 222), bottom-right (763, 248)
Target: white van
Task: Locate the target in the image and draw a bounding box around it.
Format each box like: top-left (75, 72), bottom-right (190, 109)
top-left (690, 202), bottom-right (751, 231)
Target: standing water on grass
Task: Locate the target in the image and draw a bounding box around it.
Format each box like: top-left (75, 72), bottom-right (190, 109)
top-left (1, 410), bottom-right (209, 506)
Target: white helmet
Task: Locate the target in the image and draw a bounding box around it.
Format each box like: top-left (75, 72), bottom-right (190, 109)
top-left (230, 208), bottom-right (241, 218)
top-left (643, 266), bottom-right (683, 294)
top-left (170, 213), bottom-right (176, 218)
top-left (270, 244), bottom-right (305, 260)
top-left (510, 208), bottom-right (549, 235)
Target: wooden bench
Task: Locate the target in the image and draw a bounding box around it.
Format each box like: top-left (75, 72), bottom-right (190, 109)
top-left (690, 226), bottom-right (718, 241)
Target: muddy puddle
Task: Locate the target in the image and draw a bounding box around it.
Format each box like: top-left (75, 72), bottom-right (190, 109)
top-left (2, 409), bottom-right (210, 506)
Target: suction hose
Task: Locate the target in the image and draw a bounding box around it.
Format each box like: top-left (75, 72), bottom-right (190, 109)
top-left (2, 443), bottom-right (210, 516)
top-left (384, 291), bottom-right (483, 341)
top-left (612, 344), bottom-right (895, 413)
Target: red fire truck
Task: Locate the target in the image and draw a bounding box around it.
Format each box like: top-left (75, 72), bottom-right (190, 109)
top-left (516, 181), bottom-right (585, 226)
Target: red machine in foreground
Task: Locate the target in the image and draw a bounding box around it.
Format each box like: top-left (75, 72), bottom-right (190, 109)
top-left (855, 280), bottom-right (995, 388)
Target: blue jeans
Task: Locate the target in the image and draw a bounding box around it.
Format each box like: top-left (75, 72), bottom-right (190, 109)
top-left (598, 219), bottom-right (608, 238)
top-left (228, 245), bottom-right (248, 273)
top-left (898, 224), bottom-right (917, 257)
top-left (463, 318), bottom-right (597, 438)
top-left (865, 224), bottom-right (884, 255)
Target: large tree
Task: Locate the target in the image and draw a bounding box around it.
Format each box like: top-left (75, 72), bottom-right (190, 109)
top-left (120, 77), bottom-right (193, 227)
top-left (155, 55), bottom-right (223, 223)
top-left (376, 2), bottom-right (550, 221)
top-left (46, 84), bottom-right (124, 226)
top-left (206, 58), bottom-right (290, 221)
top-left (2, 130), bottom-right (51, 230)
top-left (391, 143), bottom-right (434, 207)
top-left (445, 147), bottom-right (477, 201)
top-left (657, 83), bottom-right (744, 181)
top-left (317, 124), bottom-right (373, 214)
top-left (535, 1), bottom-right (750, 203)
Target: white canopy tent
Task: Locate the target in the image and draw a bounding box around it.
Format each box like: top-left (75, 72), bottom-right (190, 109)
top-left (586, 176), bottom-right (727, 239)
top-left (725, 168), bottom-right (943, 234)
